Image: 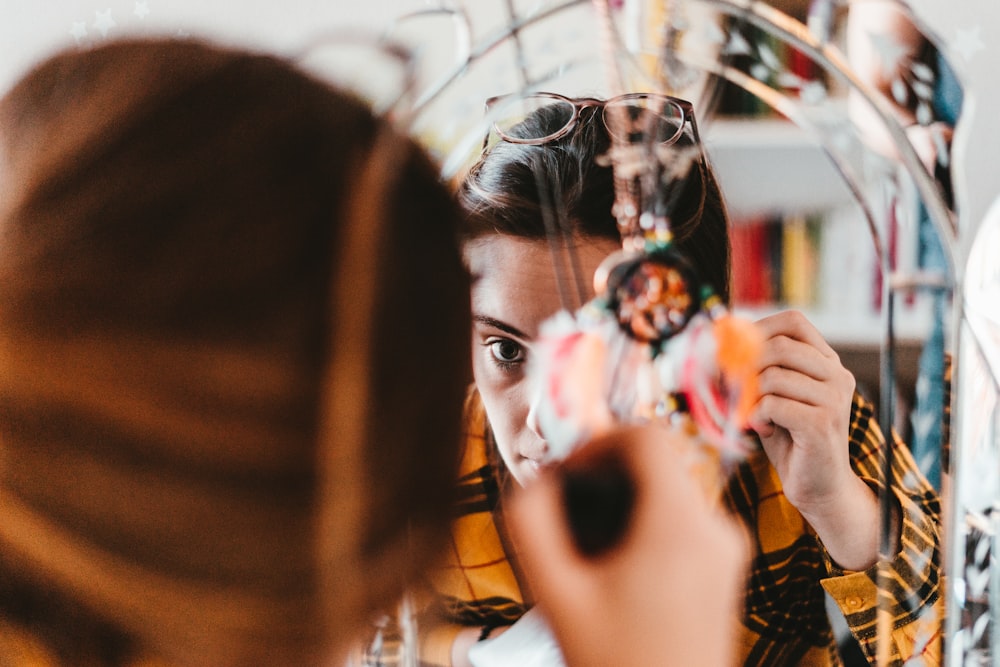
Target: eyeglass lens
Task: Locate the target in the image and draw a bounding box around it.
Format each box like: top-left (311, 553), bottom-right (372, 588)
top-left (490, 95), bottom-right (577, 143)
top-left (603, 97), bottom-right (686, 145)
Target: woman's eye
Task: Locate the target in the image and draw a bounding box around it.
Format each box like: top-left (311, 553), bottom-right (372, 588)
top-left (487, 338), bottom-right (525, 366)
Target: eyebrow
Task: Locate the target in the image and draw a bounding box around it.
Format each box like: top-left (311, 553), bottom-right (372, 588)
top-left (472, 315), bottom-right (530, 341)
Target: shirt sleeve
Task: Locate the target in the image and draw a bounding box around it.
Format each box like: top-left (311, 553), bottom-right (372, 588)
top-left (819, 392), bottom-right (942, 666)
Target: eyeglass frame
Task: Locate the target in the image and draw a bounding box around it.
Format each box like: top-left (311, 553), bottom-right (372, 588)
top-left (480, 91), bottom-right (701, 153)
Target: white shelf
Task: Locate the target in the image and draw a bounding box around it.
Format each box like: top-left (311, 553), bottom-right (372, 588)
top-left (703, 118), bottom-right (857, 218)
top-left (733, 299), bottom-right (933, 348)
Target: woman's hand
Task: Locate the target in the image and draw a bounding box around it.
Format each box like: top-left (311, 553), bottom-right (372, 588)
top-left (508, 425), bottom-right (748, 667)
top-left (748, 310), bottom-right (856, 510)
top-left (748, 310), bottom-right (885, 570)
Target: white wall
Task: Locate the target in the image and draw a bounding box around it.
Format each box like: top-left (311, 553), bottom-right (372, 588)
top-left (3, 0), bottom-right (996, 265)
top-left (0, 0), bottom-right (429, 94)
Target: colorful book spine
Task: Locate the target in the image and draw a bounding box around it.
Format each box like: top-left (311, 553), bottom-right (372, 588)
top-left (730, 213), bottom-right (825, 309)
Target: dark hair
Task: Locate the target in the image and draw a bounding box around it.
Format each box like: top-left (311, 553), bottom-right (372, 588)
top-left (0, 38), bottom-right (469, 665)
top-left (457, 102), bottom-right (731, 303)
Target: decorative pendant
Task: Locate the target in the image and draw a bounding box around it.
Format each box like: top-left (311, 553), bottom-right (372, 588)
top-left (596, 244), bottom-right (702, 346)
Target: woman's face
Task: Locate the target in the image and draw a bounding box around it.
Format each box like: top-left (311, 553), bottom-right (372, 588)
top-left (465, 234), bottom-right (621, 486)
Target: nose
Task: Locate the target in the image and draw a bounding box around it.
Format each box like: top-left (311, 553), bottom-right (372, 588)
top-left (524, 388), bottom-right (550, 462)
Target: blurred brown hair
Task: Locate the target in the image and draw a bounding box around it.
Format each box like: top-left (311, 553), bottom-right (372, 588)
top-left (0, 37), bottom-right (469, 665)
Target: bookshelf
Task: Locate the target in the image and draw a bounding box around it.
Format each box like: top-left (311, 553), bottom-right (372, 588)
top-left (703, 116), bottom-right (932, 408)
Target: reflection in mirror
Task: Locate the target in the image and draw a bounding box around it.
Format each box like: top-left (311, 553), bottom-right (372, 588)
top-left (845, 0), bottom-right (962, 490)
top-left (0, 1), bottom-right (982, 665)
top-left (382, 1), bottom-right (957, 665)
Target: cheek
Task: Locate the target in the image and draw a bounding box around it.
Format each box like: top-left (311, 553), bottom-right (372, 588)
top-left (492, 428), bottom-right (521, 475)
top-left (476, 377), bottom-right (530, 461)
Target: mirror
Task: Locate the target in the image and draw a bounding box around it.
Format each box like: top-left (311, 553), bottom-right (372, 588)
top-left (393, 0), bottom-right (964, 664)
top-left (2, 1), bottom-right (993, 665)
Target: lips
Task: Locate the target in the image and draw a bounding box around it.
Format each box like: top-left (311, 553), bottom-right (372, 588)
top-left (519, 455), bottom-right (558, 483)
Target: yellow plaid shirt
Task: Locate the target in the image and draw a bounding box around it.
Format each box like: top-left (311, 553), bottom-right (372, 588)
top-left (419, 390), bottom-right (941, 666)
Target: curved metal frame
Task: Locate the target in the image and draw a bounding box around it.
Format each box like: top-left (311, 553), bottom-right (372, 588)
top-left (396, 0), bottom-right (967, 663)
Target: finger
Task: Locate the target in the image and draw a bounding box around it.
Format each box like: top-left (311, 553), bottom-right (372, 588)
top-left (752, 419), bottom-right (792, 463)
top-left (750, 416), bottom-right (777, 438)
top-left (756, 365), bottom-right (831, 407)
top-left (756, 334), bottom-right (833, 379)
top-left (751, 392), bottom-right (804, 432)
top-left (750, 392), bottom-right (832, 444)
top-left (754, 310), bottom-right (837, 358)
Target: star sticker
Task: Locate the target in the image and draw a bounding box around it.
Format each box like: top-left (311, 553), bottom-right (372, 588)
top-left (70, 21), bottom-right (87, 43)
top-left (93, 9), bottom-right (116, 38)
top-left (952, 25), bottom-right (984, 63)
top-left (135, 1), bottom-right (150, 19)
